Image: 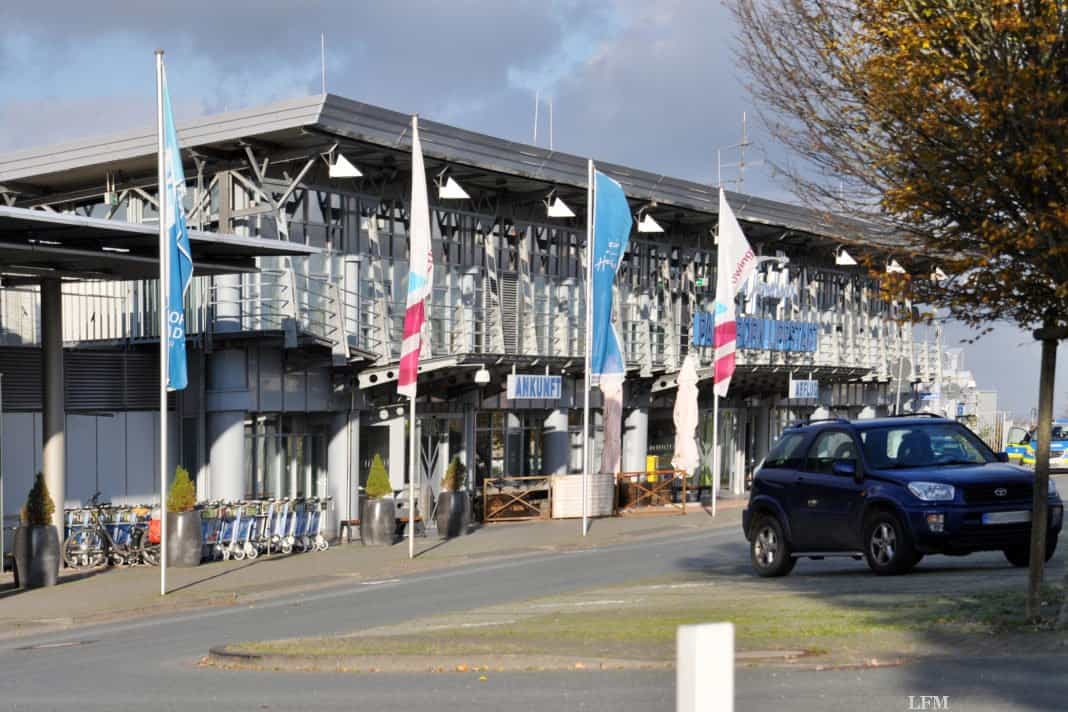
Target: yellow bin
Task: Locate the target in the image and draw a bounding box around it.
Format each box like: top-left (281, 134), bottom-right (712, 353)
top-left (646, 455), bottom-right (658, 482)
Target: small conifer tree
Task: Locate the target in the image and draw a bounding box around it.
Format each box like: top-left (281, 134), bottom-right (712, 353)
top-left (167, 466), bottom-right (197, 512)
top-left (442, 456), bottom-right (465, 492)
top-left (365, 454), bottom-right (393, 499)
top-left (24, 473), bottom-right (55, 526)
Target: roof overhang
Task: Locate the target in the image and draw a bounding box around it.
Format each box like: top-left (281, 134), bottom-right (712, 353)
top-left (0, 206), bottom-right (318, 284)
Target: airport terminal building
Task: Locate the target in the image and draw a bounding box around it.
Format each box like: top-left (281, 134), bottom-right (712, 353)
top-left (0, 94), bottom-right (939, 534)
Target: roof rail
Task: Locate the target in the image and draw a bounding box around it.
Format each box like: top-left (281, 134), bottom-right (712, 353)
top-left (785, 417), bottom-right (850, 429)
top-left (886, 412), bottom-right (944, 418)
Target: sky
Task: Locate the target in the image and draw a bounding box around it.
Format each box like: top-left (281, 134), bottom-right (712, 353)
top-left (0, 0), bottom-right (1055, 418)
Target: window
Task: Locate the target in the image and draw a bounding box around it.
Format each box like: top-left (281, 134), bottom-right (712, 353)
top-left (805, 431), bottom-right (858, 474)
top-left (859, 423), bottom-right (994, 468)
top-left (763, 432), bottom-right (807, 469)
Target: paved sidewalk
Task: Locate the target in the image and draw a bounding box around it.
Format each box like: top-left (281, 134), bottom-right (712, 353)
top-left (0, 501), bottom-right (743, 639)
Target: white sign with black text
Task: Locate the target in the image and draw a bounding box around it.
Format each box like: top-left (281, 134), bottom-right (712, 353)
top-left (788, 378), bottom-right (819, 400)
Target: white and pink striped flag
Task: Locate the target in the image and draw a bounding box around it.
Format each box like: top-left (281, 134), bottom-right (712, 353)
top-left (713, 188), bottom-right (757, 397)
top-left (398, 117), bottom-right (433, 399)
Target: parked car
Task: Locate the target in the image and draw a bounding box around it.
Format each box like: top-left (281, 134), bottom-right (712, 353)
top-left (1016, 419), bottom-right (1068, 471)
top-left (742, 415), bottom-right (1064, 576)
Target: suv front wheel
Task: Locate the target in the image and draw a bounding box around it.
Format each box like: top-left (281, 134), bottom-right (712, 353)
top-left (863, 511), bottom-right (920, 575)
top-left (750, 515), bottom-right (797, 577)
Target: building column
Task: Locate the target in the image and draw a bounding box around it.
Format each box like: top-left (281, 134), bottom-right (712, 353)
top-left (542, 409), bottom-right (570, 476)
top-left (388, 416), bottom-right (406, 491)
top-left (622, 407), bottom-right (649, 474)
top-left (205, 348), bottom-right (248, 501)
top-left (207, 411), bottom-right (245, 501)
top-left (41, 279), bottom-right (65, 532)
top-left (327, 410), bottom-right (356, 536)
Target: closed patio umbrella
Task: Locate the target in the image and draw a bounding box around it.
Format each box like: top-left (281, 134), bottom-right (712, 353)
top-left (671, 354), bottom-right (700, 480)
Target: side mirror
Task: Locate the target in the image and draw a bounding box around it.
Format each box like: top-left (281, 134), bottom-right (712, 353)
top-left (832, 459), bottom-right (861, 482)
top-left (997, 452), bottom-right (1010, 463)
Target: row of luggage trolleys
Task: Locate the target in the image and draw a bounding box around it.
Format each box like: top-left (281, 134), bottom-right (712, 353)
top-left (61, 496), bottom-right (332, 569)
top-left (200, 496), bottom-right (332, 561)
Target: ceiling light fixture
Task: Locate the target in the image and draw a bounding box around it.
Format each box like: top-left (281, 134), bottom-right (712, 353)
top-left (328, 152), bottom-right (362, 179)
top-left (835, 247), bottom-right (857, 266)
top-left (544, 189), bottom-right (575, 219)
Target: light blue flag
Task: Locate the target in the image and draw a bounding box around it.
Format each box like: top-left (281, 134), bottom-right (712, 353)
top-left (161, 66), bottom-right (192, 391)
top-left (589, 170), bottom-right (632, 380)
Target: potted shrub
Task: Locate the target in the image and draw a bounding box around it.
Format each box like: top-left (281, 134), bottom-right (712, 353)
top-left (165, 466), bottom-right (203, 567)
top-left (361, 454), bottom-right (395, 546)
top-left (436, 456), bottom-right (471, 539)
top-left (13, 473), bottom-right (60, 589)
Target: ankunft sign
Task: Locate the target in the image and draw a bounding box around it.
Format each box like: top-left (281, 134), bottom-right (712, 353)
top-left (507, 374), bottom-right (563, 400)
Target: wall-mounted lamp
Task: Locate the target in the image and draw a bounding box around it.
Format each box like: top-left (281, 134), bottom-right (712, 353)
top-left (835, 247), bottom-right (857, 266)
top-left (474, 366), bottom-right (491, 385)
top-left (544, 189), bottom-right (576, 218)
top-left (636, 204), bottom-right (664, 233)
top-left (436, 168), bottom-right (470, 200)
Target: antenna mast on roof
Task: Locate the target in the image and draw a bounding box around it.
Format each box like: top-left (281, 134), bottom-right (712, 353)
top-left (716, 112), bottom-right (762, 192)
top-left (533, 89), bottom-right (540, 145)
top-left (321, 33), bottom-right (326, 95)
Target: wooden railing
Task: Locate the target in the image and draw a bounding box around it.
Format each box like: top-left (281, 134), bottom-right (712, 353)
top-left (482, 476), bottom-right (552, 523)
top-left (615, 469), bottom-right (689, 515)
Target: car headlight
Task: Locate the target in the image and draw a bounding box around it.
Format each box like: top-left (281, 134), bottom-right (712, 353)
top-left (908, 482), bottom-right (956, 502)
top-left (1050, 479), bottom-right (1060, 497)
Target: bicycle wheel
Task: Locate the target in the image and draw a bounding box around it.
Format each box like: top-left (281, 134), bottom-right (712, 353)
top-left (63, 530), bottom-right (105, 569)
top-left (140, 541), bottom-right (161, 566)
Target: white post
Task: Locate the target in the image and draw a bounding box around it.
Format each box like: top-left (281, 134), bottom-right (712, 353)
top-left (155, 49), bottom-right (169, 597)
top-left (582, 159), bottom-right (594, 537)
top-left (711, 395), bottom-right (719, 518)
top-left (409, 396), bottom-right (416, 559)
top-left (676, 623), bottom-right (734, 712)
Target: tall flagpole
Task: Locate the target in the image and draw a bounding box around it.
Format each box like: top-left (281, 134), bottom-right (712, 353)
top-left (409, 394), bottom-right (416, 559)
top-left (582, 159), bottom-right (594, 537)
top-left (155, 49), bottom-right (169, 596)
top-left (711, 395), bottom-right (718, 518)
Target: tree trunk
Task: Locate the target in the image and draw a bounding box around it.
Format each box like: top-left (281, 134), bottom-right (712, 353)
top-left (1027, 336), bottom-right (1057, 620)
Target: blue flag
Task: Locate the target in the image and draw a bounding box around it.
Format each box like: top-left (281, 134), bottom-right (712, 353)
top-left (589, 170), bottom-right (632, 380)
top-left (161, 65), bottom-right (192, 391)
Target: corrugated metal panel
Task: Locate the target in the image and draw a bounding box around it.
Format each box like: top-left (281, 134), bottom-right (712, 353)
top-left (0, 347), bottom-right (163, 411)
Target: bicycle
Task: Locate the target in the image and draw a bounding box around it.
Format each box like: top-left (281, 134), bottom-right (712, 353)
top-left (62, 493), bottom-right (158, 568)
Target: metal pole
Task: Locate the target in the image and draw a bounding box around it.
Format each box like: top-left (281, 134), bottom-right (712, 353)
top-left (711, 395), bottom-right (718, 518)
top-left (533, 89), bottom-right (540, 146)
top-left (582, 159), bottom-right (594, 536)
top-left (156, 49), bottom-right (169, 597)
top-left (409, 396), bottom-right (416, 559)
top-left (320, 33), bottom-right (326, 95)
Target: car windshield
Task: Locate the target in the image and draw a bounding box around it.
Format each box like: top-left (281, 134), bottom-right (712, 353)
top-left (1053, 426), bottom-right (1067, 440)
top-left (859, 422), bottom-right (996, 469)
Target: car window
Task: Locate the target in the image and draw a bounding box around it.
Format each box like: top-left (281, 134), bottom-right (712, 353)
top-left (859, 423), bottom-right (994, 468)
top-left (763, 433), bottom-right (807, 469)
top-left (805, 431), bottom-right (858, 474)
top-left (1053, 426), bottom-right (1066, 440)
top-left (1006, 426), bottom-right (1029, 444)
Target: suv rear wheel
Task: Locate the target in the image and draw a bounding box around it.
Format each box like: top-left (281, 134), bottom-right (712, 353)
top-left (863, 511), bottom-right (920, 575)
top-left (750, 515), bottom-right (796, 577)
top-left (1003, 536), bottom-right (1058, 567)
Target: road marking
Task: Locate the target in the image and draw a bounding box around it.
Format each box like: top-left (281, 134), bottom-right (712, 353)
top-left (360, 579), bottom-right (401, 586)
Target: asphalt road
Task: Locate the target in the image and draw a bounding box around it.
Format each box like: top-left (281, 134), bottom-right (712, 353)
top-left (0, 521), bottom-right (1065, 712)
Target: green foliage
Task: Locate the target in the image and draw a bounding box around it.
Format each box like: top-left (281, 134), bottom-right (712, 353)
top-left (23, 473), bottom-right (55, 526)
top-left (365, 454), bottom-right (393, 499)
top-left (167, 466), bottom-right (197, 512)
top-left (698, 465), bottom-right (714, 488)
top-left (442, 456), bottom-right (466, 492)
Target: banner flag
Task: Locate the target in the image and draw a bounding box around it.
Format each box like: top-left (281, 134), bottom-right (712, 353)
top-left (398, 117), bottom-right (433, 399)
top-left (589, 170), bottom-right (632, 381)
top-left (713, 189), bottom-right (756, 397)
top-left (161, 63), bottom-right (192, 391)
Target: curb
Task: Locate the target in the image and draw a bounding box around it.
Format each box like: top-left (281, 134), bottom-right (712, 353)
top-left (206, 646), bottom-right (674, 673)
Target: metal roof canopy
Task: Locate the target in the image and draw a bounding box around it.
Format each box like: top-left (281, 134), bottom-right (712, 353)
top-left (0, 94), bottom-right (899, 255)
top-left (0, 205), bottom-right (318, 284)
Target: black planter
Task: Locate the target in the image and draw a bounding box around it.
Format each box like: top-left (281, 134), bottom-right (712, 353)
top-left (435, 491), bottom-right (471, 539)
top-left (361, 498), bottom-right (396, 546)
top-left (166, 511), bottom-right (204, 567)
top-left (13, 525), bottom-right (60, 589)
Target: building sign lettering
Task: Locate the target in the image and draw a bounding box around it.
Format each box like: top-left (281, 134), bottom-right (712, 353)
top-left (692, 314), bottom-right (818, 353)
top-left (506, 374), bottom-right (563, 400)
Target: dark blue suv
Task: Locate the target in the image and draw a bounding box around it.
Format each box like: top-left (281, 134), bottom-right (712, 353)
top-left (742, 416), bottom-right (1064, 576)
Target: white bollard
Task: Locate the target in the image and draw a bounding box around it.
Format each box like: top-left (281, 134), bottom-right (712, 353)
top-left (677, 622), bottom-right (734, 712)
